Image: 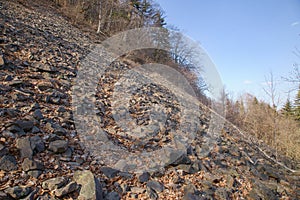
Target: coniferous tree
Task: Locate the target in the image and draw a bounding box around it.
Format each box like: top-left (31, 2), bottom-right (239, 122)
top-left (294, 86), bottom-right (300, 121)
top-left (282, 99), bottom-right (293, 117)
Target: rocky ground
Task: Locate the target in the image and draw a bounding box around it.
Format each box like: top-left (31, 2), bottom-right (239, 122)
top-left (0, 0), bottom-right (299, 199)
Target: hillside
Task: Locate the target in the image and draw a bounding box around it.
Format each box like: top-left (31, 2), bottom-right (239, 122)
top-left (0, 0), bottom-right (299, 199)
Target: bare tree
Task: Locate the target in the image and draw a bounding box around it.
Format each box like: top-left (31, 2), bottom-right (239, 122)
top-left (263, 71), bottom-right (280, 160)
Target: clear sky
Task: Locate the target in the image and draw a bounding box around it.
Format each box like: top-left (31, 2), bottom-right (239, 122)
top-left (157, 0), bottom-right (300, 105)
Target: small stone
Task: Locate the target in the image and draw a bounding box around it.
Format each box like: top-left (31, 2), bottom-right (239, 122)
top-left (48, 140), bottom-right (68, 153)
top-left (42, 177), bottom-right (68, 190)
top-left (27, 170), bottom-right (43, 178)
top-left (73, 170), bottom-right (103, 200)
top-left (15, 120), bottom-right (34, 132)
top-left (5, 186), bottom-right (32, 199)
top-left (0, 191), bottom-right (12, 200)
top-left (138, 172), bottom-right (150, 183)
top-left (0, 144), bottom-right (8, 157)
top-left (16, 137), bottom-right (33, 158)
top-left (46, 122), bottom-right (66, 136)
top-left (100, 167), bottom-right (119, 178)
top-left (33, 109), bottom-right (43, 120)
top-left (54, 181), bottom-right (78, 197)
top-left (0, 155), bottom-right (17, 171)
top-left (21, 158), bottom-right (44, 172)
top-left (146, 180), bottom-right (164, 193)
top-left (130, 187), bottom-right (145, 194)
top-left (146, 187), bottom-right (158, 200)
top-left (0, 55), bottom-right (4, 66)
top-left (30, 136), bottom-right (45, 153)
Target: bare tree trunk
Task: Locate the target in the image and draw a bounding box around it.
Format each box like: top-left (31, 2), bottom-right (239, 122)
top-left (96, 0), bottom-right (102, 34)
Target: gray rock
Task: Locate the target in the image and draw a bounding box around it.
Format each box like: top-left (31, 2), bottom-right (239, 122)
top-left (8, 125), bottom-right (25, 135)
top-left (0, 143), bottom-right (8, 157)
top-left (146, 180), bottom-right (164, 193)
top-left (48, 140), bottom-right (68, 153)
top-left (100, 167), bottom-right (119, 178)
top-left (1, 130), bottom-right (15, 138)
top-left (21, 158), bottom-right (44, 171)
top-left (214, 188), bottom-right (230, 200)
top-left (15, 120), bottom-right (34, 132)
top-left (46, 122), bottom-right (67, 136)
top-left (73, 170), bottom-right (103, 200)
top-left (54, 181), bottom-right (78, 197)
top-left (30, 136), bottom-right (45, 153)
top-left (16, 137), bottom-right (33, 158)
top-left (168, 151), bottom-right (191, 166)
top-left (183, 183), bottom-right (197, 200)
top-left (105, 191), bottom-right (120, 200)
top-left (27, 170), bottom-right (43, 178)
top-left (33, 109), bottom-right (43, 120)
top-left (0, 155), bottom-right (17, 171)
top-left (138, 172), bottom-right (150, 183)
top-left (146, 187), bottom-right (158, 200)
top-left (5, 186), bottom-right (32, 199)
top-left (42, 177), bottom-right (68, 190)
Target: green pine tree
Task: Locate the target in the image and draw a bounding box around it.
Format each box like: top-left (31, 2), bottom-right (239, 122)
top-left (282, 99), bottom-right (293, 117)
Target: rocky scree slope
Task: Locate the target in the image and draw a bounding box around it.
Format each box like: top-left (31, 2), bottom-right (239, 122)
top-left (0, 0), bottom-right (299, 199)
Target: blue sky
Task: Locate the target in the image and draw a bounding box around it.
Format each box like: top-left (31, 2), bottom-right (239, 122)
top-left (157, 0), bottom-right (300, 105)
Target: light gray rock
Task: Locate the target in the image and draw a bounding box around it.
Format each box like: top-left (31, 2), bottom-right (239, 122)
top-left (73, 170), bottom-right (103, 200)
top-left (48, 140), bottom-right (68, 153)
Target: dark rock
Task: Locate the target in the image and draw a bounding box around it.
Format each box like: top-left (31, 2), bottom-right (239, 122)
top-left (146, 187), bottom-right (158, 200)
top-left (249, 179), bottom-right (279, 200)
top-left (105, 191), bottom-right (120, 200)
top-left (73, 170), bottom-right (103, 200)
top-left (16, 137), bottom-right (33, 158)
top-left (31, 126), bottom-right (40, 134)
top-left (46, 122), bottom-right (67, 136)
top-left (42, 177), bottom-right (68, 190)
top-left (5, 186), bottom-right (32, 199)
top-left (1, 130), bottom-right (15, 138)
top-left (100, 167), bottom-right (119, 179)
top-left (0, 155), bottom-right (17, 171)
top-left (0, 144), bottom-right (8, 157)
top-left (138, 172), bottom-right (150, 183)
top-left (54, 181), bottom-right (78, 197)
top-left (48, 140), bottom-right (68, 153)
top-left (21, 188), bottom-right (39, 200)
top-left (146, 180), bottom-right (164, 193)
top-left (33, 109), bottom-right (43, 120)
top-left (30, 135), bottom-right (45, 153)
top-left (169, 151), bottom-right (191, 166)
top-left (15, 120), bottom-right (34, 131)
top-left (21, 158), bottom-right (44, 171)
top-left (8, 125), bottom-right (25, 135)
top-left (119, 172), bottom-right (133, 179)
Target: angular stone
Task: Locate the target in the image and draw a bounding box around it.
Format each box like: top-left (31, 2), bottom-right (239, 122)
top-left (73, 170), bottom-right (103, 200)
top-left (21, 158), bottom-right (44, 171)
top-left (54, 181), bottom-right (78, 197)
top-left (27, 170), bottom-right (43, 178)
top-left (33, 109), bottom-right (43, 120)
top-left (0, 144), bottom-right (8, 157)
top-left (16, 137), bottom-right (33, 158)
top-left (5, 186), bottom-right (32, 199)
top-left (138, 172), bottom-right (150, 183)
top-left (146, 180), bottom-right (164, 193)
top-left (100, 167), bottom-right (119, 179)
top-left (48, 140), bottom-right (68, 153)
top-left (30, 136), bottom-right (45, 153)
top-left (0, 155), bottom-right (17, 171)
top-left (146, 187), bottom-right (158, 200)
top-left (42, 177), bottom-right (68, 190)
top-left (15, 120), bottom-right (34, 131)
